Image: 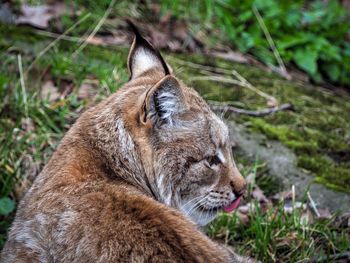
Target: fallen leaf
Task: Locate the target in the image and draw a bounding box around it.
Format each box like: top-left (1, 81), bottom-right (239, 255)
top-left (276, 232), bottom-right (299, 248)
top-left (16, 3), bottom-right (66, 29)
top-left (301, 209), bottom-right (314, 224)
top-left (317, 208), bottom-right (332, 219)
top-left (149, 30), bottom-right (169, 49)
top-left (41, 80), bottom-right (60, 102)
top-left (135, 18), bottom-right (202, 52)
top-left (251, 186), bottom-right (270, 204)
top-left (238, 202), bottom-right (256, 214)
top-left (85, 32), bottom-right (128, 46)
top-left (237, 211), bottom-right (250, 225)
top-left (271, 190), bottom-right (293, 203)
top-left (4, 164), bottom-right (14, 174)
top-left (335, 212), bottom-right (350, 228)
top-left (78, 82), bottom-right (98, 100)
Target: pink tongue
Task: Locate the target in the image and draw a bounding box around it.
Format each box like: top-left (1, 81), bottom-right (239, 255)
top-left (223, 197), bottom-right (241, 213)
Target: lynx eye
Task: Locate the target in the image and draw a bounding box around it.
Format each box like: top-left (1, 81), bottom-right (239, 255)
top-left (206, 155), bottom-right (221, 167)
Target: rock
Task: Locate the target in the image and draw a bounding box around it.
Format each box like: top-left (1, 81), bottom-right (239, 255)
top-left (226, 120), bottom-right (350, 212)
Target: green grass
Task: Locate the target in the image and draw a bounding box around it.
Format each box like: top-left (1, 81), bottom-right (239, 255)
top-left (207, 202), bottom-right (349, 262)
top-left (0, 24), bottom-right (130, 247)
top-left (206, 159), bottom-right (349, 262)
top-left (161, 0), bottom-right (350, 87)
top-left (1, 5), bottom-right (350, 261)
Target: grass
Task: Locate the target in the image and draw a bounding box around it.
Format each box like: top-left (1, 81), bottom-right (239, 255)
top-left (206, 160), bottom-right (350, 262)
top-left (1, 4), bottom-right (350, 261)
top-left (0, 24), bottom-right (130, 247)
top-left (208, 201), bottom-right (349, 262)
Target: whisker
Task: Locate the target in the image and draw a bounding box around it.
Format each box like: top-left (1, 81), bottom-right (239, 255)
top-left (181, 196), bottom-right (203, 217)
top-left (188, 196), bottom-right (207, 217)
top-left (182, 196), bottom-right (202, 209)
top-left (186, 197), bottom-right (205, 217)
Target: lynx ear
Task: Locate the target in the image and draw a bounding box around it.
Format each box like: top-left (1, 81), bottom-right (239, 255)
top-left (127, 21), bottom-right (170, 79)
top-left (141, 75), bottom-right (185, 127)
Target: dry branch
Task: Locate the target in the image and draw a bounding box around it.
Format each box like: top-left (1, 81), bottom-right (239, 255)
top-left (209, 101), bottom-right (294, 117)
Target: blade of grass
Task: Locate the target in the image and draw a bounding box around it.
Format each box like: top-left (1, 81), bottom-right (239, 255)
top-left (252, 5), bottom-right (290, 80)
top-left (72, 0), bottom-right (116, 57)
top-left (25, 13), bottom-right (91, 74)
top-left (17, 54), bottom-right (28, 118)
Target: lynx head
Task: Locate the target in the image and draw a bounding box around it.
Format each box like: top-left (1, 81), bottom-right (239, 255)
top-left (87, 23), bottom-right (246, 226)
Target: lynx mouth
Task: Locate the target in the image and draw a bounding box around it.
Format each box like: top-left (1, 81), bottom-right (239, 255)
top-left (223, 196), bottom-right (241, 213)
top-left (198, 196), bottom-right (241, 214)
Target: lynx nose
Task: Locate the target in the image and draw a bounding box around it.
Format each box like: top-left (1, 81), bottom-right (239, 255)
top-left (231, 181), bottom-right (247, 197)
top-left (230, 166), bottom-right (247, 197)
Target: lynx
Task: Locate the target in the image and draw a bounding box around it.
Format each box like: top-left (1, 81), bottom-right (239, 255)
top-left (1, 23), bottom-right (248, 262)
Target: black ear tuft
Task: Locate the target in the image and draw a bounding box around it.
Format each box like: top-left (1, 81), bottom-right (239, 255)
top-left (126, 20), bottom-right (170, 79)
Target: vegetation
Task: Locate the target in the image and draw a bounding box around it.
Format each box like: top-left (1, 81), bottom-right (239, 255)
top-left (162, 0), bottom-right (350, 87)
top-left (208, 200), bottom-right (349, 262)
top-left (1, 1), bottom-right (349, 261)
top-left (207, 160), bottom-right (349, 262)
top-left (22, 0), bottom-right (350, 87)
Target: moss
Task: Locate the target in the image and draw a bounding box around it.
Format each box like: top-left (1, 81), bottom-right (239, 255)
top-left (314, 177), bottom-right (350, 193)
top-left (297, 155), bottom-right (331, 173)
top-left (297, 155), bottom-right (350, 193)
top-left (250, 119), bottom-right (299, 141)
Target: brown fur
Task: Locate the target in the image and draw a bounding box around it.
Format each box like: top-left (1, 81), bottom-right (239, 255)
top-left (1, 26), bottom-right (249, 262)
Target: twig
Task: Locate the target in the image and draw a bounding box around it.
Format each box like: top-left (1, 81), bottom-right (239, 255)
top-left (252, 5), bottom-right (290, 80)
top-left (230, 69), bottom-right (276, 102)
top-left (72, 0), bottom-right (116, 57)
top-left (17, 54), bottom-right (28, 117)
top-left (25, 13), bottom-right (91, 74)
top-left (307, 192), bottom-right (320, 217)
top-left (189, 75), bottom-right (277, 103)
top-left (190, 75), bottom-right (242, 85)
top-left (34, 30), bottom-right (84, 43)
top-left (208, 101), bottom-right (293, 117)
top-left (170, 56), bottom-right (278, 104)
top-left (169, 56), bottom-right (232, 74)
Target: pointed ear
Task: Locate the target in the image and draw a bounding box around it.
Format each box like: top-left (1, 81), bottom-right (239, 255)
top-left (141, 75), bottom-right (186, 127)
top-left (127, 21), bottom-right (170, 79)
